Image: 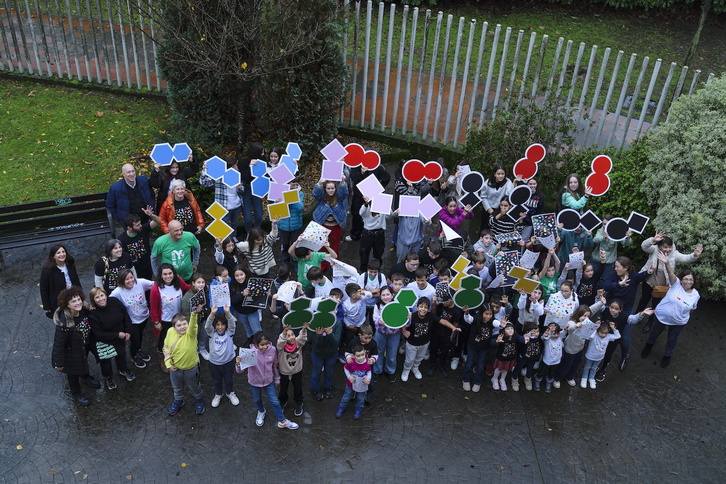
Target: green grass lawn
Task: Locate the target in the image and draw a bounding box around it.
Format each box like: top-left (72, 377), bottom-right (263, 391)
top-left (0, 78), bottom-right (172, 205)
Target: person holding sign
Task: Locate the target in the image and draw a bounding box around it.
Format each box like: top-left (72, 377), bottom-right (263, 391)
top-left (479, 165), bottom-right (514, 232)
top-left (313, 179), bottom-right (348, 269)
top-left (150, 264), bottom-right (190, 373)
top-left (560, 173), bottom-right (592, 213)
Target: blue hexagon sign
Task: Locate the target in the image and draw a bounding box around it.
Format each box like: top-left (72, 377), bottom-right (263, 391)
top-left (204, 156), bottom-right (240, 188)
top-left (150, 142), bottom-right (192, 166)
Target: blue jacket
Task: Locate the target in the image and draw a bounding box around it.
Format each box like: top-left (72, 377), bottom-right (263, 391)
top-left (278, 191), bottom-right (305, 232)
top-left (313, 183), bottom-right (349, 227)
top-left (106, 176), bottom-right (155, 224)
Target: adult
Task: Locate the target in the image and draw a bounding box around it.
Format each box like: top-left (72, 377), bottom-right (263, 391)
top-left (106, 163), bottom-right (155, 226)
top-left (479, 164), bottom-right (514, 232)
top-left (118, 209), bottom-right (160, 280)
top-left (158, 180), bottom-right (205, 235)
top-left (88, 287), bottom-right (136, 390)
top-left (392, 164), bottom-right (430, 247)
top-left (520, 178), bottom-right (546, 242)
top-left (636, 231), bottom-right (703, 333)
top-left (346, 164), bottom-right (391, 242)
top-left (559, 173), bottom-right (592, 213)
top-left (641, 252), bottom-right (700, 368)
top-left (149, 155), bottom-right (199, 213)
top-left (276, 178), bottom-right (305, 267)
top-left (313, 179), bottom-right (349, 268)
top-left (150, 263), bottom-right (190, 373)
top-left (94, 239), bottom-right (136, 294)
top-left (601, 256), bottom-right (651, 371)
top-left (40, 244), bottom-right (81, 319)
top-left (199, 157), bottom-right (244, 236)
top-left (437, 197), bottom-right (473, 235)
top-left (51, 287), bottom-right (101, 406)
top-left (151, 220), bottom-right (200, 282)
top-left (110, 269), bottom-right (154, 369)
top-left (237, 142), bottom-right (266, 235)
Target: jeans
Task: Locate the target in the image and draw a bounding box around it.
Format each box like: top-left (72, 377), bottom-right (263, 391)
top-left (242, 185), bottom-right (263, 233)
top-left (279, 227), bottom-right (303, 268)
top-left (462, 345), bottom-right (487, 385)
top-left (310, 352), bottom-right (337, 392)
top-left (223, 205), bottom-right (242, 232)
top-left (349, 194), bottom-right (364, 240)
top-left (339, 385), bottom-right (366, 411)
top-left (279, 371), bottom-right (303, 407)
top-left (169, 365), bottom-right (203, 400)
top-left (403, 342), bottom-right (429, 371)
top-left (209, 359), bottom-right (235, 395)
top-left (554, 350), bottom-right (583, 382)
top-left (373, 331), bottom-right (401, 375)
top-left (249, 382), bottom-right (285, 422)
top-left (396, 242), bottom-right (421, 263)
top-left (581, 358), bottom-right (601, 380)
top-left (646, 318), bottom-right (685, 357)
top-left (237, 310), bottom-right (262, 338)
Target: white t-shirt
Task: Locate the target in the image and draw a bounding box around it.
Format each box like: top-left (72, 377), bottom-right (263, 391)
top-left (59, 265), bottom-right (72, 289)
top-left (159, 284), bottom-right (184, 322)
top-left (405, 282), bottom-right (436, 310)
top-left (111, 279), bottom-right (154, 324)
top-left (654, 278), bottom-right (699, 326)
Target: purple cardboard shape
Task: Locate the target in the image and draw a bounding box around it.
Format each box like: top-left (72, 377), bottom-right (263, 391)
top-left (321, 159), bottom-right (344, 182)
top-left (320, 139), bottom-right (348, 162)
top-left (398, 195), bottom-right (420, 217)
top-left (370, 193), bottom-right (393, 214)
top-left (418, 194), bottom-right (441, 220)
top-left (268, 163), bottom-right (295, 185)
top-left (357, 175), bottom-right (385, 199)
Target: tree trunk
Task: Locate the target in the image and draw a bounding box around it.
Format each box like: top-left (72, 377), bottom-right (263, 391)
top-left (684, 0), bottom-right (712, 67)
top-left (236, 84), bottom-right (250, 154)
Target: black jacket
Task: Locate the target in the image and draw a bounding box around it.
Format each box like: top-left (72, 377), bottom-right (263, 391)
top-left (52, 306), bottom-right (91, 375)
top-left (40, 265), bottom-right (81, 317)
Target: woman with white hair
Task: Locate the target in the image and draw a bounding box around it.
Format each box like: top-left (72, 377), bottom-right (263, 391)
top-left (158, 179), bottom-right (205, 235)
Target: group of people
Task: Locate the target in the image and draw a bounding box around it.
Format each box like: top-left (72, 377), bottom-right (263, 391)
top-left (41, 147), bottom-right (703, 428)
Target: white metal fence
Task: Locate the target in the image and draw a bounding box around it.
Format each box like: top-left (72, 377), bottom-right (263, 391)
top-left (0, 0), bottom-right (716, 150)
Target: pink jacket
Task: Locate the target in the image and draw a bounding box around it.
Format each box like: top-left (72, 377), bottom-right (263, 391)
top-left (237, 344), bottom-right (280, 387)
top-left (437, 206), bottom-right (472, 234)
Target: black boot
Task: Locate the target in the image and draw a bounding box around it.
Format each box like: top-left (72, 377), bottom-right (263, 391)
top-left (427, 362), bottom-right (436, 377)
top-left (660, 355), bottom-right (671, 368)
top-left (641, 343), bottom-right (654, 359)
top-left (439, 361), bottom-right (449, 378)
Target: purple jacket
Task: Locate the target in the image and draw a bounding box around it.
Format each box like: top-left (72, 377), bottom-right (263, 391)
top-left (437, 206), bottom-right (472, 234)
top-left (237, 344), bottom-right (280, 387)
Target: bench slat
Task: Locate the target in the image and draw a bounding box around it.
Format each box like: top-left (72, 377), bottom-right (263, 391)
top-left (0, 193), bottom-right (107, 215)
top-left (0, 200), bottom-right (107, 224)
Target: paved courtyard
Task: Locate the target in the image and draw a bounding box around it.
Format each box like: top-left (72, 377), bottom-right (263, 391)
top-left (0, 232), bottom-right (724, 483)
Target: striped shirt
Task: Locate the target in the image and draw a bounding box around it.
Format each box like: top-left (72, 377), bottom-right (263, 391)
top-left (235, 226), bottom-right (279, 276)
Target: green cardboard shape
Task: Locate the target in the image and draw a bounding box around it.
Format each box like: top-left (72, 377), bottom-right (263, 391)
top-left (282, 297), bottom-right (313, 329)
top-left (381, 289), bottom-right (417, 329)
top-left (452, 275), bottom-right (485, 309)
top-left (309, 298), bottom-right (338, 330)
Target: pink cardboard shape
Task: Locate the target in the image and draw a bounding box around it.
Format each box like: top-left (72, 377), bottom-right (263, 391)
top-left (268, 163), bottom-right (295, 185)
top-left (267, 182), bottom-right (290, 202)
top-left (398, 195), bottom-right (420, 217)
top-left (357, 175), bottom-right (385, 199)
top-left (418, 194), bottom-right (441, 220)
top-left (370, 193), bottom-right (393, 214)
top-left (321, 159), bottom-right (344, 182)
top-left (320, 139), bottom-right (348, 162)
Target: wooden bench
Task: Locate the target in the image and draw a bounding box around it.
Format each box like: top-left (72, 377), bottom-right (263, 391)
top-left (0, 193), bottom-right (116, 269)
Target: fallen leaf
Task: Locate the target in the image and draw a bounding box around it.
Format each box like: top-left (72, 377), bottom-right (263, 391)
top-left (318, 445), bottom-right (325, 450)
top-left (17, 444), bottom-right (23, 450)
top-left (95, 111), bottom-right (104, 117)
top-left (421, 394), bottom-right (427, 398)
top-left (74, 471), bottom-right (81, 474)
top-left (50, 467), bottom-right (56, 473)
top-left (126, 476), bottom-right (132, 480)
top-left (181, 463), bottom-right (186, 468)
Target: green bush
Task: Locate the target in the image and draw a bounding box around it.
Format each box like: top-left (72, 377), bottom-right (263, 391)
top-left (643, 75), bottom-right (726, 300)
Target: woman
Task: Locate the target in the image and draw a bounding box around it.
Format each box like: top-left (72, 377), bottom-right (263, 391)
top-left (94, 239), bottom-right (136, 293)
top-left (158, 179), bottom-right (205, 234)
top-left (149, 155), bottom-right (199, 212)
top-left (520, 178), bottom-right (546, 242)
top-left (560, 173), bottom-right (593, 213)
top-left (238, 142), bottom-right (266, 234)
top-left (88, 287), bottom-right (136, 390)
top-left (40, 244), bottom-right (81, 319)
top-left (601, 256), bottom-right (652, 370)
top-left (636, 231), bottom-right (702, 332)
top-left (109, 268), bottom-right (155, 369)
top-left (437, 197), bottom-right (473, 235)
top-left (51, 287), bottom-right (101, 406)
top-left (313, 179), bottom-right (349, 267)
top-left (268, 146), bottom-right (283, 170)
top-left (150, 263), bottom-right (190, 372)
top-left (641, 251), bottom-right (700, 368)
top-left (489, 196), bottom-right (526, 246)
top-left (479, 164), bottom-right (513, 232)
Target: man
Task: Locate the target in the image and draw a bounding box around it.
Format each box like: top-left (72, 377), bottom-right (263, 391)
top-left (118, 207), bottom-right (160, 280)
top-left (151, 220), bottom-right (200, 281)
top-left (106, 163), bottom-right (155, 226)
top-left (346, 165), bottom-right (390, 242)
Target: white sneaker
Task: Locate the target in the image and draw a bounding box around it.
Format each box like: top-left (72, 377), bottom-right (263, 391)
top-left (553, 380), bottom-right (561, 389)
top-left (491, 377), bottom-right (500, 390)
top-left (511, 378), bottom-right (520, 392)
top-left (450, 357), bottom-right (460, 370)
top-left (256, 410), bottom-right (266, 427)
top-left (344, 235), bottom-right (354, 242)
top-left (462, 381), bottom-right (471, 391)
top-left (227, 392), bottom-right (239, 406)
top-left (524, 377), bottom-right (532, 391)
top-left (499, 379), bottom-right (507, 391)
top-left (580, 378), bottom-right (587, 388)
top-left (589, 379), bottom-right (597, 389)
top-left (472, 384), bottom-right (481, 393)
top-left (461, 353), bottom-right (467, 363)
top-left (211, 394), bottom-right (222, 408)
top-left (423, 351), bottom-right (430, 361)
top-left (412, 368), bottom-right (423, 380)
top-left (278, 419), bottom-right (299, 429)
top-left (401, 369), bottom-right (410, 382)
top-left (199, 349), bottom-right (210, 361)
top-left (567, 379), bottom-right (576, 387)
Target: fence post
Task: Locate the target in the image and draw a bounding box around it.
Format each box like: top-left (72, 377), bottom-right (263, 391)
top-left (491, 26), bottom-right (511, 120)
top-left (369, 1), bottom-right (384, 130)
top-left (635, 58), bottom-right (661, 139)
top-left (432, 13), bottom-right (453, 141)
top-left (466, 21), bottom-right (488, 132)
top-left (651, 61), bottom-right (676, 128)
top-left (608, 52), bottom-right (636, 147)
top-left (453, 19), bottom-right (476, 149)
top-left (478, 23), bottom-right (500, 125)
top-left (380, 2), bottom-right (395, 130)
top-left (618, 56), bottom-right (649, 151)
top-left (420, 9), bottom-right (440, 139)
top-left (359, 0), bottom-right (372, 127)
top-left (390, 4), bottom-right (408, 134)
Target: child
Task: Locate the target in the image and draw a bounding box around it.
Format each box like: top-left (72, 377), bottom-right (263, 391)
top-left (204, 306), bottom-right (239, 408)
top-left (594, 300), bottom-right (653, 382)
top-left (575, 252), bottom-right (607, 306)
top-left (236, 332), bottom-right (299, 429)
top-left (340, 283), bottom-right (373, 361)
top-left (359, 198), bottom-right (388, 272)
top-left (276, 324), bottom-right (308, 417)
top-left (428, 258), bottom-right (450, 286)
top-left (489, 196), bottom-right (526, 245)
top-left (510, 322), bottom-right (542, 392)
top-left (372, 286), bottom-right (401, 381)
top-left (307, 266), bottom-right (336, 299)
top-left (277, 177), bottom-right (305, 267)
top-left (537, 249), bottom-right (562, 304)
top-left (429, 290), bottom-right (465, 377)
top-left (491, 322), bottom-right (517, 391)
top-left (473, 229), bottom-right (497, 268)
top-left (270, 264), bottom-right (292, 319)
top-left (543, 281), bottom-right (579, 329)
top-left (336, 345), bottom-right (372, 419)
top-left (345, 324), bottom-right (379, 402)
top-left (516, 288), bottom-right (544, 334)
top-left (164, 311), bottom-right (205, 416)
top-left (462, 308), bottom-right (495, 392)
top-left (309, 291), bottom-right (343, 400)
top-left (182, 272), bottom-right (212, 359)
top-left (288, 236), bottom-right (338, 297)
top-left (229, 265), bottom-right (262, 343)
top-left (358, 258), bottom-right (386, 319)
top-left (401, 297), bottom-right (436, 381)
top-left (406, 268), bottom-right (436, 308)
top-left (535, 323), bottom-right (563, 393)
top-left (554, 303), bottom-right (600, 387)
top-left (591, 215), bottom-right (632, 281)
top-left (395, 211), bottom-right (431, 263)
top-left (235, 222), bottom-right (279, 278)
top-left (581, 321), bottom-right (621, 389)
top-left (214, 236), bottom-right (248, 277)
top-left (390, 273), bottom-right (406, 296)
top-left (388, 252), bottom-right (420, 285)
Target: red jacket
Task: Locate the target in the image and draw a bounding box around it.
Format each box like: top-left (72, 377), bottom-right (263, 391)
top-left (159, 189), bottom-right (205, 233)
top-left (150, 277), bottom-right (190, 336)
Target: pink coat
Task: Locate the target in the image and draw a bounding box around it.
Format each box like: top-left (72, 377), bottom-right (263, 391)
top-left (437, 205), bottom-right (472, 235)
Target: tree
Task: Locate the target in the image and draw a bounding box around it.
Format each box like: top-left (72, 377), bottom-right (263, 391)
top-left (684, 0), bottom-right (713, 67)
top-left (131, 0), bottom-right (346, 152)
top-left (642, 75), bottom-right (726, 300)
